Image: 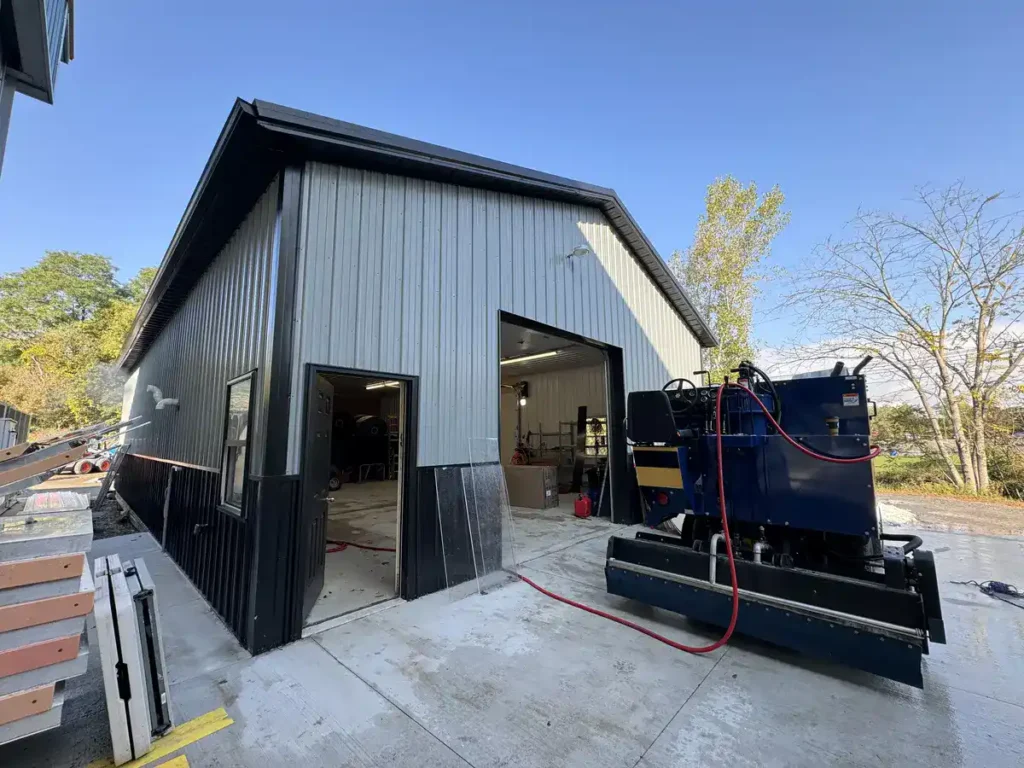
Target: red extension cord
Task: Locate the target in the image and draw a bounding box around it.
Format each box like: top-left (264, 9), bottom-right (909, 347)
top-left (326, 540), bottom-right (397, 554)
top-left (516, 380), bottom-right (881, 655)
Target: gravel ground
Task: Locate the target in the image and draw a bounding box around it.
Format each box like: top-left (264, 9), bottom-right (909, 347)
top-left (91, 491), bottom-right (136, 539)
top-left (879, 492), bottom-right (1024, 536)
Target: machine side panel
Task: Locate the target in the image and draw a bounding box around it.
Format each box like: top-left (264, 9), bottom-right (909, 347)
top-left (773, 377), bottom-right (870, 436)
top-left (762, 436), bottom-right (876, 536)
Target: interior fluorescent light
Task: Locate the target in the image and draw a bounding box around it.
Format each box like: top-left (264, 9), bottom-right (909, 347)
top-left (366, 380), bottom-right (400, 390)
top-left (500, 350), bottom-right (558, 366)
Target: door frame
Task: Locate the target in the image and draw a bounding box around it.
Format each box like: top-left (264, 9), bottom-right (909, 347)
top-left (497, 311), bottom-right (630, 524)
top-left (292, 363), bottom-right (419, 636)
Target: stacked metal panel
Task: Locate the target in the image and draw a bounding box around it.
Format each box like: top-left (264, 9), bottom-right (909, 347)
top-left (0, 506), bottom-right (94, 745)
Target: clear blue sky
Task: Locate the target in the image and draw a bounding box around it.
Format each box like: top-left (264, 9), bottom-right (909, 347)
top-left (1, 1), bottom-right (1021, 346)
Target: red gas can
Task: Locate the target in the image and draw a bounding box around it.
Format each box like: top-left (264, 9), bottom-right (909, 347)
top-left (574, 494), bottom-right (592, 519)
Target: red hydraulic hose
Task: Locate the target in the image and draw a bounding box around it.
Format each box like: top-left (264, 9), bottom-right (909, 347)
top-left (730, 381), bottom-right (882, 463)
top-left (517, 379), bottom-right (740, 654)
top-left (515, 380), bottom-right (880, 655)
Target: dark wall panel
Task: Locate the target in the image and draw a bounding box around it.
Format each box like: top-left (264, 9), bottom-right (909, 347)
top-left (117, 453), bottom-right (168, 541)
top-left (250, 474), bottom-right (300, 652)
top-left (403, 466), bottom-right (447, 599)
top-left (404, 464), bottom-right (500, 600)
top-left (119, 454), bottom-right (253, 646)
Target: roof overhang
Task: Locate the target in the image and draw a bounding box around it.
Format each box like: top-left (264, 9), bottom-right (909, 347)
top-left (119, 99), bottom-right (716, 370)
top-left (3, 0), bottom-right (73, 105)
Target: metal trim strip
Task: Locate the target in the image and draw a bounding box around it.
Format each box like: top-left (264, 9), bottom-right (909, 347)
top-left (607, 558), bottom-right (925, 643)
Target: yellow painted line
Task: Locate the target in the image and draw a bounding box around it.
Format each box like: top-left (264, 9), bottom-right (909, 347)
top-left (632, 446), bottom-right (678, 453)
top-left (159, 757), bottom-right (189, 768)
top-left (88, 708), bottom-right (232, 768)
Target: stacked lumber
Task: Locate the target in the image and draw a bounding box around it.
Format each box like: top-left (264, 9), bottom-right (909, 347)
top-left (0, 505), bottom-right (94, 745)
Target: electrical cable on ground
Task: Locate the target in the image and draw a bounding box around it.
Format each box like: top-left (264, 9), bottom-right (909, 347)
top-left (950, 579), bottom-right (1024, 610)
top-left (514, 379), bottom-right (881, 656)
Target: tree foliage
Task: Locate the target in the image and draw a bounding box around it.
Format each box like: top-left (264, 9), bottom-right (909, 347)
top-left (670, 176), bottom-right (790, 381)
top-left (872, 404), bottom-right (934, 454)
top-left (0, 252), bottom-right (126, 345)
top-left (786, 184), bottom-right (1024, 493)
top-left (0, 253), bottom-right (155, 433)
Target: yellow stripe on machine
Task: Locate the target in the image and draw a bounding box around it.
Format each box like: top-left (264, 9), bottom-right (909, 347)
top-left (632, 446), bottom-right (678, 453)
top-left (635, 466), bottom-right (684, 489)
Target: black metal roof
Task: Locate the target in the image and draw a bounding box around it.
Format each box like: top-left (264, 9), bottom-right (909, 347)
top-left (119, 99), bottom-right (716, 369)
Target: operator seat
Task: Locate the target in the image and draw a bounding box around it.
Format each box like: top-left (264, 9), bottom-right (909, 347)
top-left (626, 391), bottom-right (681, 445)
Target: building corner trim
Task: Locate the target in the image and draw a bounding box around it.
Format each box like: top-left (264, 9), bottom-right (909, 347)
top-left (245, 163), bottom-right (305, 652)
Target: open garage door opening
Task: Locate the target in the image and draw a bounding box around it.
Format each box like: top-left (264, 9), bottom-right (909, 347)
top-left (499, 315), bottom-right (627, 560)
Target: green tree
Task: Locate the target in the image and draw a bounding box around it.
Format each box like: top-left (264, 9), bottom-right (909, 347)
top-left (670, 177), bottom-right (789, 381)
top-left (0, 253), bottom-right (156, 432)
top-left (124, 266), bottom-right (157, 302)
top-left (0, 252), bottom-right (124, 345)
top-left (872, 404), bottom-right (934, 453)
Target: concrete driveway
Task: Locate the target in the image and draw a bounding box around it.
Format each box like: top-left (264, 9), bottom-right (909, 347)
top-left (3, 522), bottom-right (1021, 767)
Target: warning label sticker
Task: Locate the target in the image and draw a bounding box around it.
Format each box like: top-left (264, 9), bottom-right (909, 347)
top-left (842, 393), bottom-right (860, 407)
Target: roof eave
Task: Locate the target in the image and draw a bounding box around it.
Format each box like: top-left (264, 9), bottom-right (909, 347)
top-left (118, 99), bottom-right (256, 370)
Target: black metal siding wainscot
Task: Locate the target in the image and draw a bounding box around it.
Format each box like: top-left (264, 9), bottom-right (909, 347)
top-left (405, 465), bottom-right (502, 600)
top-left (118, 454), bottom-right (253, 645)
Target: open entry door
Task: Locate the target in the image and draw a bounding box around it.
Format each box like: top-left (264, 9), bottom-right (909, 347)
top-left (300, 373), bottom-right (334, 622)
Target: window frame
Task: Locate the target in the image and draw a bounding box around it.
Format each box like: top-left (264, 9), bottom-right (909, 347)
top-left (218, 370), bottom-right (256, 517)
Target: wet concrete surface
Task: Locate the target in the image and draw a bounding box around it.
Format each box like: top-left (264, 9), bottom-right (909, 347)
top-left (308, 480), bottom-right (399, 626)
top-left (507, 494), bottom-right (619, 564)
top-left (2, 525), bottom-right (1020, 766)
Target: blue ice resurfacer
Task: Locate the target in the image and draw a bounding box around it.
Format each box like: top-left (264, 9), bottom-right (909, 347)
top-left (605, 359), bottom-right (946, 687)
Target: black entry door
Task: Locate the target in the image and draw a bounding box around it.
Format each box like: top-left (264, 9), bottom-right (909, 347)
top-left (301, 373), bottom-right (334, 622)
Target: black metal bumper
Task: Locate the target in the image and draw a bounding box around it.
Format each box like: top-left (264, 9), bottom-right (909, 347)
top-left (606, 534), bottom-right (944, 688)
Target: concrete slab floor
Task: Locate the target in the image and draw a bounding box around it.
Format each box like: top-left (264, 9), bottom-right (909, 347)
top-left (1, 528), bottom-right (1021, 767)
top-left (308, 479), bottom-right (399, 626)
top-left (509, 495), bottom-right (619, 565)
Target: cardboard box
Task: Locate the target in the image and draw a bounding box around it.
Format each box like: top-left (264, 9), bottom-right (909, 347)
top-left (503, 465), bottom-right (559, 509)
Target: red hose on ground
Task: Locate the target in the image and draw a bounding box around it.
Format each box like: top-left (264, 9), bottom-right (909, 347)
top-left (518, 380), bottom-right (739, 654)
top-left (326, 540), bottom-right (396, 553)
top-left (515, 379), bottom-right (880, 655)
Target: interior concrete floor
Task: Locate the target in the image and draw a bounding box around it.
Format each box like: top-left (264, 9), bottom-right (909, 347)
top-left (306, 480), bottom-right (399, 627)
top-left (4, 525), bottom-right (1021, 767)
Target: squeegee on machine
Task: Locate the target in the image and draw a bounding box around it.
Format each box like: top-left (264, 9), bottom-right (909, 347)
top-left (605, 359), bottom-right (946, 687)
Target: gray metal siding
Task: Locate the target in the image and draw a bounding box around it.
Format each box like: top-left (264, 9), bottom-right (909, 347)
top-left (125, 178), bottom-right (280, 471)
top-left (289, 162), bottom-right (701, 470)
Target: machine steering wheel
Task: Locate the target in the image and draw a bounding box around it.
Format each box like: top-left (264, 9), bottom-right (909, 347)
top-left (662, 378), bottom-right (698, 411)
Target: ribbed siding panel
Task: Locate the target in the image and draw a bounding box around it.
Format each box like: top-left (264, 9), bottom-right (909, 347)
top-left (118, 455), bottom-right (253, 644)
top-left (125, 178), bottom-right (280, 470)
top-left (44, 0), bottom-right (67, 88)
top-left (289, 162), bottom-right (701, 470)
